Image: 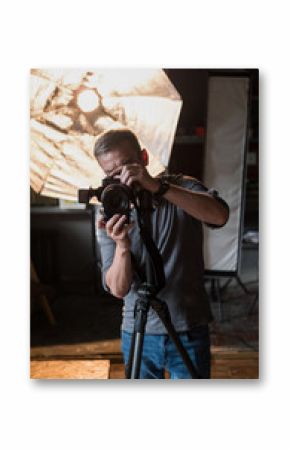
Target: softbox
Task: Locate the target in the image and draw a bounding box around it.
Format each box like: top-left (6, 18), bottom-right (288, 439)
top-left (203, 75), bottom-right (250, 274)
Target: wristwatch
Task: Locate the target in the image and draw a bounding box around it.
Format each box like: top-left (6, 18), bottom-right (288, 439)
top-left (153, 179), bottom-right (170, 200)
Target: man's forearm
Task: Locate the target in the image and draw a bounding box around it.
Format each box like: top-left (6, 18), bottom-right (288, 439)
top-left (105, 244), bottom-right (133, 298)
top-left (163, 184), bottom-right (229, 226)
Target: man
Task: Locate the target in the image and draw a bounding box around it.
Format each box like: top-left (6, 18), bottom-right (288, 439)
top-left (95, 129), bottom-right (229, 379)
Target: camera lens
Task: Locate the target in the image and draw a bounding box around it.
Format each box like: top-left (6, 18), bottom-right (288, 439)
top-left (101, 183), bottom-right (132, 222)
top-left (105, 189), bottom-right (128, 210)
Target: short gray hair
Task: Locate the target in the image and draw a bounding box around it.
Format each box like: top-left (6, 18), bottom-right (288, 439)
top-left (94, 129), bottom-right (142, 159)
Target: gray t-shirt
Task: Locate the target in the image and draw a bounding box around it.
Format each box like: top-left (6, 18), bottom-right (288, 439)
top-left (96, 175), bottom-right (227, 334)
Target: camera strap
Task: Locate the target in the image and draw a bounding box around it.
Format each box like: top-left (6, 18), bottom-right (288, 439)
top-left (132, 195), bottom-right (166, 292)
top-left (130, 252), bottom-right (146, 283)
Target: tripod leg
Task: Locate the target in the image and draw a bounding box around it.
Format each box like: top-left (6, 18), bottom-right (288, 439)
top-left (125, 331), bottom-right (136, 379)
top-left (215, 279), bottom-right (224, 322)
top-left (126, 297), bottom-right (150, 379)
top-left (248, 292), bottom-right (258, 315)
top-left (210, 279), bottom-right (223, 321)
top-left (236, 276), bottom-right (250, 294)
top-left (220, 277), bottom-right (232, 294)
top-left (151, 299), bottom-right (201, 379)
top-left (210, 279), bottom-right (217, 302)
top-left (131, 332), bottom-right (145, 379)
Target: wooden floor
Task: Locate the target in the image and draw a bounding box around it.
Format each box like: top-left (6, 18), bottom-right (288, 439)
top-left (30, 339), bottom-right (258, 379)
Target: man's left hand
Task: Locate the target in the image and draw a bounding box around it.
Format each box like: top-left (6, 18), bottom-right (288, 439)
top-left (112, 163), bottom-right (159, 193)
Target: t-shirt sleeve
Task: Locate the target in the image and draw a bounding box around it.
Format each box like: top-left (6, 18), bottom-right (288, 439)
top-left (96, 209), bottom-right (116, 292)
top-left (178, 176), bottom-right (229, 228)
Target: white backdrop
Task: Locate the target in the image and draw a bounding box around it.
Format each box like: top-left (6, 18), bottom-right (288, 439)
top-left (203, 76), bottom-right (250, 273)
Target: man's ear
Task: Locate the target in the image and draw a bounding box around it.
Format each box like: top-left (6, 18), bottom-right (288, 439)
top-left (141, 149), bottom-right (149, 166)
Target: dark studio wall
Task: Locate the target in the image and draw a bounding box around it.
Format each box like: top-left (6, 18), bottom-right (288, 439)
top-left (165, 69), bottom-right (208, 133)
top-left (31, 209), bottom-right (98, 293)
top-left (165, 69), bottom-right (208, 180)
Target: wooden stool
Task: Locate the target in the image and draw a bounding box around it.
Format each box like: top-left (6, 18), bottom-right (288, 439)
top-left (31, 261), bottom-right (56, 326)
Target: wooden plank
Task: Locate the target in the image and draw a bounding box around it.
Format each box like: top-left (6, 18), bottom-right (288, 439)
top-left (31, 339), bottom-right (122, 359)
top-left (212, 351), bottom-right (259, 360)
top-left (30, 360), bottom-right (110, 379)
top-left (211, 358), bottom-right (259, 379)
top-left (31, 340), bottom-right (258, 359)
top-left (110, 363), bottom-right (125, 380)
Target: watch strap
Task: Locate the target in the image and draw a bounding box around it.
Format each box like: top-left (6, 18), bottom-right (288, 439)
top-left (153, 179), bottom-right (170, 199)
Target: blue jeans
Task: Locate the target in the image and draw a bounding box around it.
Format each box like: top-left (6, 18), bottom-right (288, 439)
top-left (121, 325), bottom-right (211, 379)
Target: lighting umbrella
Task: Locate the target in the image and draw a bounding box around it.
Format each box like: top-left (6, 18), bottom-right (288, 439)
top-left (30, 68), bottom-right (182, 201)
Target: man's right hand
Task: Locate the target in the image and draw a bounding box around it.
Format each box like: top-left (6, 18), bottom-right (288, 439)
top-left (97, 214), bottom-right (134, 249)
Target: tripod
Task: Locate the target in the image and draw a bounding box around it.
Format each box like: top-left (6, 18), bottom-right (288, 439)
top-left (125, 191), bottom-right (201, 379)
top-left (125, 283), bottom-right (201, 379)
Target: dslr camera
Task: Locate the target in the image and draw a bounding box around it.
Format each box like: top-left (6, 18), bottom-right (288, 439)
top-left (78, 176), bottom-right (135, 223)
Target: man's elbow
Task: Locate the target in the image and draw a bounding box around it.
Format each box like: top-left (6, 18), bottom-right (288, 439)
top-left (110, 288), bottom-right (125, 299)
top-left (215, 205), bottom-right (230, 227)
top-left (106, 276), bottom-right (130, 298)
top-left (111, 287), bottom-right (130, 299)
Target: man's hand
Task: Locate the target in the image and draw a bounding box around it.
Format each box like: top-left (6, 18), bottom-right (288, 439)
top-left (111, 163), bottom-right (159, 193)
top-left (97, 214), bottom-right (134, 249)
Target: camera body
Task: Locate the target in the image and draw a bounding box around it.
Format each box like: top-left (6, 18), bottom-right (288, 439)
top-left (78, 176), bottom-right (134, 223)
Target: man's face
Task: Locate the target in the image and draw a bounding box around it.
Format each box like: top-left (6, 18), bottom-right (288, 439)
top-left (97, 141), bottom-right (144, 177)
